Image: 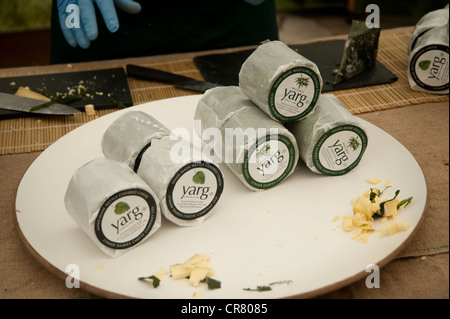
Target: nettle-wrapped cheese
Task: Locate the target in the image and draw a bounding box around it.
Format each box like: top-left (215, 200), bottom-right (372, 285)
top-left (64, 158), bottom-right (161, 257)
top-left (101, 111), bottom-right (171, 172)
top-left (137, 135), bottom-right (224, 227)
top-left (407, 24), bottom-right (449, 94)
top-left (102, 111), bottom-right (224, 226)
top-left (408, 5), bottom-right (449, 54)
top-left (239, 40), bottom-right (322, 123)
top-left (195, 86), bottom-right (299, 191)
top-left (286, 94), bottom-right (368, 176)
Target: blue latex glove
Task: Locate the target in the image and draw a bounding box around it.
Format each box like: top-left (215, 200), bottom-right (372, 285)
top-left (57, 0), bottom-right (142, 49)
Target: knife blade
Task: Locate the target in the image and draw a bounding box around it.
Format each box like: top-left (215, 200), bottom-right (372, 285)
top-left (0, 93), bottom-right (81, 115)
top-left (126, 64), bottom-right (220, 93)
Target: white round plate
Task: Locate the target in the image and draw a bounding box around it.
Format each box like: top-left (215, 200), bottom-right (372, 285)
top-left (15, 95), bottom-right (427, 299)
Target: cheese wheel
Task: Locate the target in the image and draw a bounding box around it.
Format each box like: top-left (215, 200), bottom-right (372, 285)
top-left (407, 24), bottom-right (449, 94)
top-left (286, 94), bottom-right (368, 176)
top-left (239, 41), bottom-right (322, 123)
top-left (101, 111), bottom-right (171, 171)
top-left (64, 158), bottom-right (161, 257)
top-left (137, 136), bottom-right (224, 227)
top-left (408, 5), bottom-right (449, 54)
top-left (195, 86), bottom-right (299, 191)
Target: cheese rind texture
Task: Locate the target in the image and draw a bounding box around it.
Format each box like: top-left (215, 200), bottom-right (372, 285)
top-left (64, 158), bottom-right (161, 257)
top-left (195, 86), bottom-right (299, 191)
top-left (101, 111), bottom-right (171, 170)
top-left (286, 94), bottom-right (368, 176)
top-left (137, 136), bottom-right (224, 226)
top-left (408, 6), bottom-right (449, 54)
top-left (239, 41), bottom-right (322, 123)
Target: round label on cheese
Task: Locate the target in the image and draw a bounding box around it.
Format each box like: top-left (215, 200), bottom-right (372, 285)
top-left (312, 125), bottom-right (368, 176)
top-left (269, 66), bottom-right (321, 122)
top-left (243, 134), bottom-right (296, 190)
top-left (166, 161), bottom-right (224, 220)
top-left (409, 44), bottom-right (449, 92)
top-left (95, 188), bottom-right (158, 250)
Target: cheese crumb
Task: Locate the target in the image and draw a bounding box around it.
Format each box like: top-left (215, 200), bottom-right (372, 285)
top-left (365, 178), bottom-right (382, 184)
top-left (153, 267), bottom-right (168, 279)
top-left (193, 291), bottom-right (204, 299)
top-left (85, 104), bottom-right (96, 116)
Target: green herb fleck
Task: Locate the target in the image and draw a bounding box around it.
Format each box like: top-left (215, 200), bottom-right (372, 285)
top-left (114, 202), bottom-right (130, 215)
top-left (193, 171), bottom-right (206, 185)
top-left (373, 190), bottom-right (400, 219)
top-left (138, 275), bottom-right (160, 288)
top-left (243, 286), bottom-right (272, 292)
top-left (203, 277), bottom-right (221, 290)
top-left (397, 197), bottom-right (413, 209)
top-left (243, 280), bottom-right (292, 292)
top-left (110, 97), bottom-right (126, 109)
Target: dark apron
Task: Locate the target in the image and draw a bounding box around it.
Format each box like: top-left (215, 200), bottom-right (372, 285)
top-left (50, 0), bottom-right (279, 64)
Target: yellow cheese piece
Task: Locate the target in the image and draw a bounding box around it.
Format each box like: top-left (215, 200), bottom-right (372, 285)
top-left (15, 86), bottom-right (51, 102)
top-left (183, 254), bottom-right (210, 267)
top-left (189, 267), bottom-right (210, 287)
top-left (384, 198), bottom-right (400, 217)
top-left (85, 104), bottom-right (96, 116)
top-left (170, 253), bottom-right (214, 287)
top-left (365, 178), bottom-right (382, 185)
top-left (170, 264), bottom-right (192, 280)
top-left (352, 196), bottom-right (380, 219)
top-left (343, 216), bottom-right (354, 232)
top-left (398, 221), bottom-right (412, 231)
top-left (153, 267), bottom-right (168, 279)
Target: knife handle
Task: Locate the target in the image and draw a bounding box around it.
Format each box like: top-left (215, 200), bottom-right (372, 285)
top-left (126, 64), bottom-right (194, 84)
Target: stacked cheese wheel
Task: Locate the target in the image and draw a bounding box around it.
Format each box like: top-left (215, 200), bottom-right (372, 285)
top-left (196, 40), bottom-right (369, 184)
top-left (195, 86), bottom-right (299, 191)
top-left (101, 111), bottom-right (224, 227)
top-left (65, 111), bottom-right (225, 257)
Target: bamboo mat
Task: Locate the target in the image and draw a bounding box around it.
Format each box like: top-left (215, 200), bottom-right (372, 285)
top-left (0, 26), bottom-right (448, 155)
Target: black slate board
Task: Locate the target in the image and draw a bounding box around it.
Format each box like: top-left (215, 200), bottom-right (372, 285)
top-left (0, 68), bottom-right (133, 119)
top-left (194, 40), bottom-right (398, 92)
